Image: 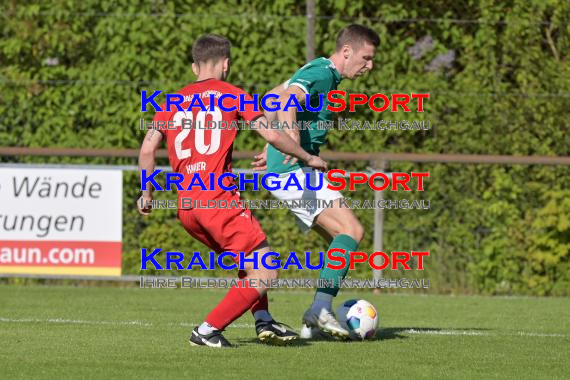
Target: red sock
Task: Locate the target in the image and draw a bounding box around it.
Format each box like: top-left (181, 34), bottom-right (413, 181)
top-left (238, 270), bottom-right (269, 314)
top-left (251, 293), bottom-right (268, 314)
top-left (205, 283), bottom-right (260, 330)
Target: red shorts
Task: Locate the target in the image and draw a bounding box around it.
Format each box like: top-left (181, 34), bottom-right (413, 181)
top-left (177, 193), bottom-right (267, 263)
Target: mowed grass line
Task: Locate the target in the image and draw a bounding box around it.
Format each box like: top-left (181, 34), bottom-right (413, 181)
top-left (0, 285), bottom-right (568, 379)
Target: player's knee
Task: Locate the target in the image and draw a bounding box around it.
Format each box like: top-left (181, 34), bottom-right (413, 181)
top-left (266, 268), bottom-right (278, 281)
top-left (244, 267), bottom-right (277, 283)
top-left (345, 222), bottom-right (364, 243)
top-left (258, 266), bottom-right (278, 281)
top-left (356, 223), bottom-right (365, 242)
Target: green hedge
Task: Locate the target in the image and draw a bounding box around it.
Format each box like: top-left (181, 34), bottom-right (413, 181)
top-left (1, 0), bottom-right (569, 295)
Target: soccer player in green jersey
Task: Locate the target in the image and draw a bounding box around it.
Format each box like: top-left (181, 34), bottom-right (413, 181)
top-left (253, 24), bottom-right (380, 339)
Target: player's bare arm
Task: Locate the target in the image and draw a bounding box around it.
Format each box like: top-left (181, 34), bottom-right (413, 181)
top-left (137, 129), bottom-right (163, 215)
top-left (277, 85), bottom-right (307, 165)
top-left (262, 81), bottom-right (288, 123)
top-left (250, 83), bottom-right (287, 171)
top-left (254, 84), bottom-right (307, 168)
top-left (253, 116), bottom-right (327, 172)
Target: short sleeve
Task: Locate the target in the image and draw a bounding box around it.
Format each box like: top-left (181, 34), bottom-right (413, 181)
top-left (151, 107), bottom-right (170, 136)
top-left (238, 91), bottom-right (264, 122)
top-left (286, 66), bottom-right (332, 95)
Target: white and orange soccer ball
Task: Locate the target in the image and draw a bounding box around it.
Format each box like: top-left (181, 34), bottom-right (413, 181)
top-left (336, 299), bottom-right (379, 340)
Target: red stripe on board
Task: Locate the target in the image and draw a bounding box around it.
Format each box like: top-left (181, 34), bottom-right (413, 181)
top-left (0, 241), bottom-right (122, 267)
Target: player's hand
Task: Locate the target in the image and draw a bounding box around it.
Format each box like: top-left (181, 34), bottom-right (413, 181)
top-left (283, 154), bottom-right (299, 166)
top-left (251, 147), bottom-right (267, 171)
top-left (306, 155), bottom-right (328, 172)
top-left (137, 194), bottom-right (153, 216)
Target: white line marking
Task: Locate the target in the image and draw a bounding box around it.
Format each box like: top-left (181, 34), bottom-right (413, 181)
top-left (0, 317), bottom-right (567, 338)
top-left (0, 317), bottom-right (152, 326)
top-left (403, 329), bottom-right (568, 338)
top-left (516, 332), bottom-right (567, 338)
top-left (0, 317), bottom-right (251, 329)
top-left (404, 328), bottom-right (486, 336)
top-left (177, 322), bottom-right (255, 329)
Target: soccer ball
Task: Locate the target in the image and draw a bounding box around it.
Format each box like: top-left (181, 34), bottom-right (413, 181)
top-left (336, 299), bottom-right (379, 340)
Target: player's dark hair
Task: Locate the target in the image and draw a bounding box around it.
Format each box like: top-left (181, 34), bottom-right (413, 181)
top-left (335, 24), bottom-right (380, 51)
top-left (192, 34), bottom-right (231, 64)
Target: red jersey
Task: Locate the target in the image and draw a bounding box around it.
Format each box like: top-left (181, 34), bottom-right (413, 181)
top-left (153, 79), bottom-right (262, 200)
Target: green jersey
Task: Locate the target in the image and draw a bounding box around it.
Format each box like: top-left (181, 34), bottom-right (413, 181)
top-left (266, 57), bottom-right (342, 174)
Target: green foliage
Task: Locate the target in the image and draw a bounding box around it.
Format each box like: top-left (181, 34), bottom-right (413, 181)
top-left (1, 0), bottom-right (569, 294)
top-left (525, 190), bottom-right (570, 296)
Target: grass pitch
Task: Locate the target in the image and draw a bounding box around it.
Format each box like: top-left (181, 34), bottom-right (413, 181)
top-left (0, 284), bottom-right (569, 379)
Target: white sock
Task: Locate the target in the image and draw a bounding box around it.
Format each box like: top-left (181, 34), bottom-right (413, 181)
top-left (253, 310), bottom-right (273, 322)
top-left (311, 292), bottom-right (333, 313)
top-left (198, 322), bottom-right (217, 335)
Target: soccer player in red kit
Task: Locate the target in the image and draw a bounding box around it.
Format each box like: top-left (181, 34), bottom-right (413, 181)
top-left (137, 34), bottom-right (328, 348)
